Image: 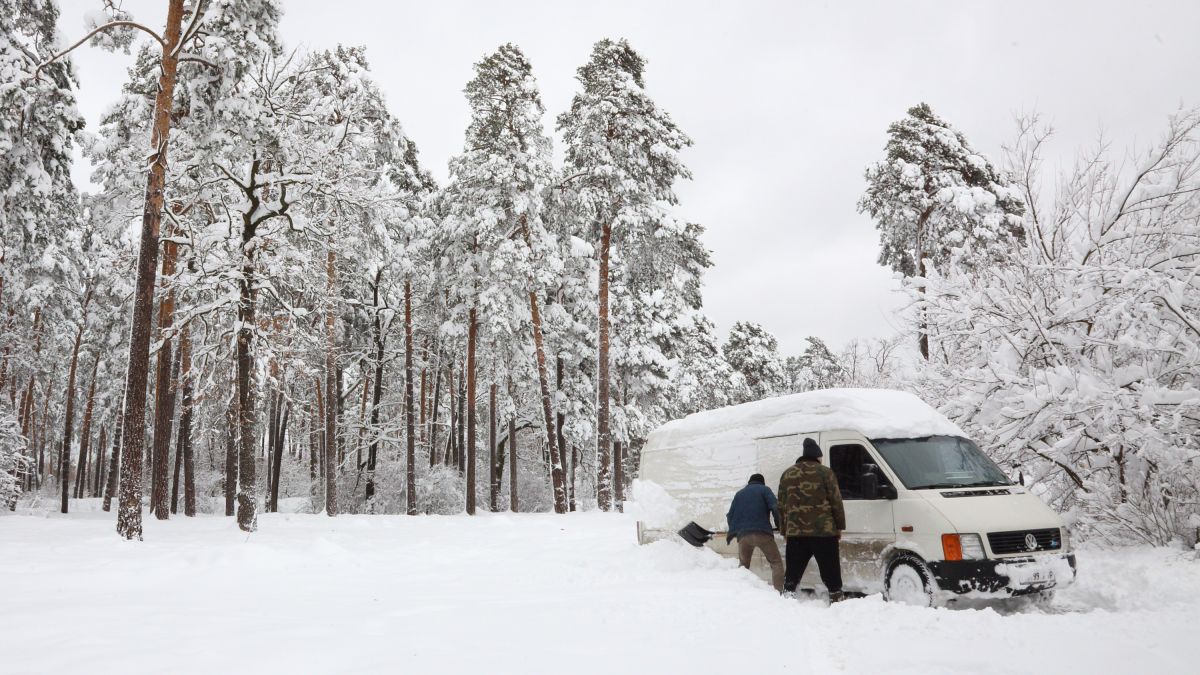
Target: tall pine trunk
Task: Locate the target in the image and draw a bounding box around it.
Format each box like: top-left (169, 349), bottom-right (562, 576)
top-left (365, 271), bottom-right (384, 505)
top-left (102, 387), bottom-right (124, 512)
top-left (59, 313), bottom-right (87, 514)
top-left (404, 277), bottom-right (417, 516)
top-left (488, 382), bottom-right (497, 512)
top-left (177, 325), bottom-right (196, 517)
top-left (509, 412), bottom-right (518, 513)
top-left (94, 426), bottom-right (107, 498)
top-left (429, 356), bottom-right (442, 467)
top-left (558, 356), bottom-right (575, 512)
top-left (149, 218), bottom-right (181, 520)
top-left (529, 292), bottom-right (568, 513)
top-left (235, 230), bottom-right (259, 532)
top-left (595, 218), bottom-right (614, 511)
top-left (269, 398), bottom-right (288, 514)
top-left (117, 0), bottom-right (187, 540)
top-left (74, 354), bottom-right (99, 499)
top-left (466, 308), bottom-right (477, 515)
top-left (323, 249), bottom-right (339, 517)
top-left (223, 388), bottom-right (237, 517)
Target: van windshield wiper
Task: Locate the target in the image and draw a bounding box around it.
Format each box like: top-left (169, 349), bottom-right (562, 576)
top-left (908, 482), bottom-right (965, 490)
top-left (959, 480), bottom-right (1012, 488)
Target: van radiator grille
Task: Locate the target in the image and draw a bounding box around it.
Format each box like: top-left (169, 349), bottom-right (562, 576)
top-left (987, 528), bottom-right (1061, 554)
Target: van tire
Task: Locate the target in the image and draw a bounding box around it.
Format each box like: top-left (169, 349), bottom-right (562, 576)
top-left (884, 554), bottom-right (935, 607)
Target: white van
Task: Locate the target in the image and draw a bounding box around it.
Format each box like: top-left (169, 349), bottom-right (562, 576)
top-left (635, 389), bottom-right (1076, 605)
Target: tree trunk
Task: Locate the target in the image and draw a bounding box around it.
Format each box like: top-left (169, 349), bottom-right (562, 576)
top-left (429, 357), bottom-right (441, 467)
top-left (269, 399), bottom-right (288, 514)
top-left (323, 249), bottom-right (339, 517)
top-left (509, 413), bottom-right (518, 513)
top-left (235, 238), bottom-right (259, 532)
top-left (488, 381), bottom-right (497, 513)
top-left (74, 353), bottom-right (100, 499)
top-left (355, 372), bottom-right (369, 475)
top-left (466, 307), bottom-right (477, 515)
top-left (614, 440), bottom-right (624, 513)
top-left (365, 274), bottom-right (385, 506)
top-left (224, 388), bottom-right (237, 517)
top-left (557, 356), bottom-right (574, 512)
top-left (102, 387), bottom-right (125, 512)
top-left (456, 363), bottom-right (465, 474)
top-left (94, 426), bottom-right (107, 498)
top-left (149, 216), bottom-right (181, 520)
top-left (404, 277), bottom-right (417, 516)
top-left (596, 218), bottom-right (614, 511)
top-left (419, 366), bottom-right (427, 446)
top-left (915, 206), bottom-right (933, 361)
top-left (178, 326), bottom-right (195, 517)
top-left (117, 0), bottom-right (187, 540)
top-left (529, 292), bottom-right (568, 513)
top-left (60, 295), bottom-right (90, 514)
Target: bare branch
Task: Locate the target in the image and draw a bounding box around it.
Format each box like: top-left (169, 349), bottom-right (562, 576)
top-left (28, 21), bottom-right (165, 82)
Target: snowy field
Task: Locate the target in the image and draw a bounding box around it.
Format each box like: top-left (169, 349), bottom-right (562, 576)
top-left (2, 505), bottom-right (1197, 675)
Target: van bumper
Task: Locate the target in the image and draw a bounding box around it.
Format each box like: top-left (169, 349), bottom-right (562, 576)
top-left (928, 553), bottom-right (1076, 596)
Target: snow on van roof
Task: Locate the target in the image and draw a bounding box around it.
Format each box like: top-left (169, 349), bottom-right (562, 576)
top-left (632, 389), bottom-right (963, 531)
top-left (655, 388), bottom-right (963, 440)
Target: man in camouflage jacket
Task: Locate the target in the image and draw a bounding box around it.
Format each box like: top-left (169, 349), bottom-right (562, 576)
top-left (777, 437), bottom-right (846, 600)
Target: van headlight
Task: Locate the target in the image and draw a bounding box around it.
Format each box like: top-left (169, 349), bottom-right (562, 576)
top-left (941, 533), bottom-right (986, 560)
top-left (960, 533), bottom-right (986, 559)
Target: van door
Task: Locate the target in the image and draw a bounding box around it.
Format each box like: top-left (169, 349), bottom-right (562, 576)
top-left (823, 434), bottom-right (897, 594)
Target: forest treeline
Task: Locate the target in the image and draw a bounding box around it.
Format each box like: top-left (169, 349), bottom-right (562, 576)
top-left (3, 1), bottom-right (1198, 547)
top-left (0, 0), bottom-right (860, 535)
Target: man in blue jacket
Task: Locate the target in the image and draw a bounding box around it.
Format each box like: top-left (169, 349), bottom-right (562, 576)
top-left (726, 473), bottom-right (785, 592)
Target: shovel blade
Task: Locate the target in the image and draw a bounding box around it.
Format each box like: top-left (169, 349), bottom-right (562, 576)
top-left (678, 521), bottom-right (715, 547)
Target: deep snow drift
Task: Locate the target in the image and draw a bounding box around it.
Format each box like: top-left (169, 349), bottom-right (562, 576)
top-left (2, 505), bottom-right (1197, 674)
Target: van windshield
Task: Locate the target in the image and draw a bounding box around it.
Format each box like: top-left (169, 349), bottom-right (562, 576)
top-left (870, 436), bottom-right (1012, 490)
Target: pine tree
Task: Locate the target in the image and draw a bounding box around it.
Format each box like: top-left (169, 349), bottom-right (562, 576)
top-left (722, 321), bottom-right (785, 401)
top-left (858, 102), bottom-right (1025, 359)
top-left (558, 38), bottom-right (691, 510)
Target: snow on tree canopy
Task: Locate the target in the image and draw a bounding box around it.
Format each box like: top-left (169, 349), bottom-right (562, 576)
top-left (636, 388), bottom-right (963, 531)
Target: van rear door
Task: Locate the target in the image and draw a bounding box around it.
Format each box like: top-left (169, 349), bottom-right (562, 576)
top-left (823, 433), bottom-right (898, 593)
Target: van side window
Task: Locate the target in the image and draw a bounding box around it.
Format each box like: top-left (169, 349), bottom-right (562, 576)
top-left (830, 444), bottom-right (889, 500)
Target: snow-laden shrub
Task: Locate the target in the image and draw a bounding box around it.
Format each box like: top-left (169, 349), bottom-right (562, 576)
top-left (0, 401), bottom-right (29, 508)
top-left (912, 111), bottom-right (1200, 547)
top-left (417, 465), bottom-right (465, 515)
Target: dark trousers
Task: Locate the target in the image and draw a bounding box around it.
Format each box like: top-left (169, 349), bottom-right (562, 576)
top-left (784, 536), bottom-right (842, 593)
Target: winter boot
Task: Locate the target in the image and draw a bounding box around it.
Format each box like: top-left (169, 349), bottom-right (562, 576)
top-left (828, 590), bottom-right (845, 604)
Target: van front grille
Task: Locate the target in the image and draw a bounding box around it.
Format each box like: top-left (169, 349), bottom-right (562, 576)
top-left (987, 528), bottom-right (1061, 554)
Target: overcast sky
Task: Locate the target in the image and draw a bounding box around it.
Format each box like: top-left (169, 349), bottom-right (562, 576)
top-left (57, 0), bottom-right (1200, 355)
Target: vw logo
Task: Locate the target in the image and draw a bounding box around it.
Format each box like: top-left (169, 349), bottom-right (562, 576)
top-left (1025, 533), bottom-right (1039, 551)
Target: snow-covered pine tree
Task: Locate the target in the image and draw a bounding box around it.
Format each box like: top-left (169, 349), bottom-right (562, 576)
top-left (722, 321), bottom-right (786, 401)
top-left (785, 336), bottom-right (846, 392)
top-left (858, 102), bottom-right (1025, 360)
top-left (558, 38), bottom-right (691, 510)
top-left (445, 44), bottom-right (570, 513)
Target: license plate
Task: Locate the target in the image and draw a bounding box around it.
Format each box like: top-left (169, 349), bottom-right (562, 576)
top-left (1016, 566), bottom-right (1055, 586)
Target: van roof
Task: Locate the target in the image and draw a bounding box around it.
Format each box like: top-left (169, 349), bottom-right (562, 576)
top-left (654, 388), bottom-right (963, 441)
top-left (635, 389), bottom-right (963, 531)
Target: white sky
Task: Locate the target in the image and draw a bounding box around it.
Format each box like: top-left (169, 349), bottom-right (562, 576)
top-left (57, 0), bottom-right (1200, 355)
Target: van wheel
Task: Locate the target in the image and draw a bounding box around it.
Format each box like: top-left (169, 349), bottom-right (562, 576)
top-left (884, 555), bottom-right (935, 607)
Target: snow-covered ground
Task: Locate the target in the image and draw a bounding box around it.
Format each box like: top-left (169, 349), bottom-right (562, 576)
top-left (2, 503), bottom-right (1197, 674)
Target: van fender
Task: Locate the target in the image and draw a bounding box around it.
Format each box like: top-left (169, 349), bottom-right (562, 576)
top-left (881, 536), bottom-right (939, 568)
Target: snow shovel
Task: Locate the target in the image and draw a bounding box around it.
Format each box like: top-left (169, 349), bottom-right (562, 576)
top-left (678, 521), bottom-right (723, 547)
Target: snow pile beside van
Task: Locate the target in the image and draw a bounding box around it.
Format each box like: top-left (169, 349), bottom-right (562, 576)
top-left (636, 389), bottom-right (963, 532)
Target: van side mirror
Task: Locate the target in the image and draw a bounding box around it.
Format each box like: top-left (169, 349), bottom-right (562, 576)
top-left (861, 472), bottom-right (879, 500)
top-left (861, 470), bottom-right (898, 500)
